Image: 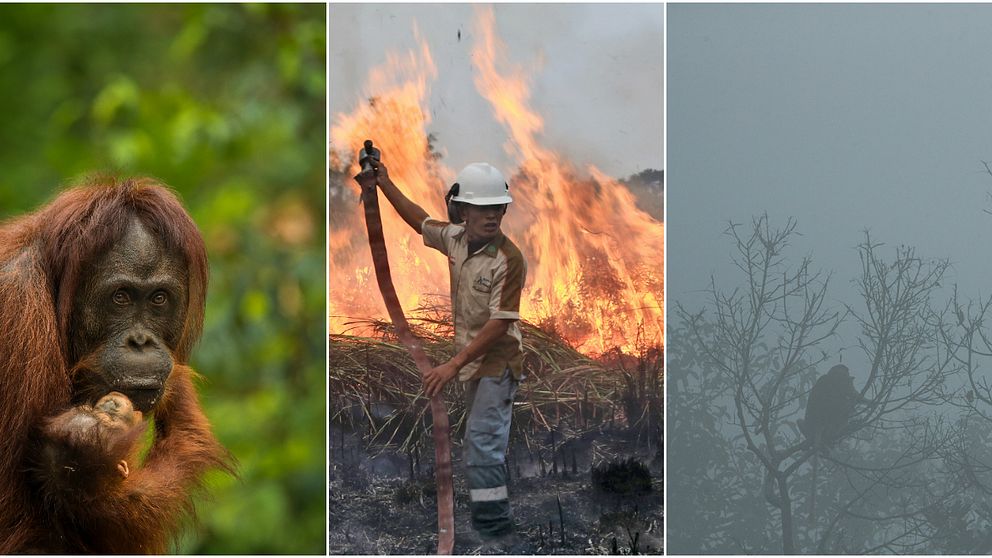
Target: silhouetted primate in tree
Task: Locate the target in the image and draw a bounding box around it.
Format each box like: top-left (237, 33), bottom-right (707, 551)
top-left (799, 364), bottom-right (869, 523)
top-left (798, 364), bottom-right (867, 452)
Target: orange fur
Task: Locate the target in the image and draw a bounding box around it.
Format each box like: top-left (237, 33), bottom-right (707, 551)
top-left (0, 178), bottom-right (232, 554)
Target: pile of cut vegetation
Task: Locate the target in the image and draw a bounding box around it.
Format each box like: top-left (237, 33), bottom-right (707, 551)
top-left (329, 306), bottom-right (656, 454)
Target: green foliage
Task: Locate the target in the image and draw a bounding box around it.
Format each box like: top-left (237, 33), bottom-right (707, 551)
top-left (0, 4), bottom-right (325, 554)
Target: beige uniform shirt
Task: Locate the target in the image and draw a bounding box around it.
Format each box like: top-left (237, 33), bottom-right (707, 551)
top-left (422, 218), bottom-right (526, 382)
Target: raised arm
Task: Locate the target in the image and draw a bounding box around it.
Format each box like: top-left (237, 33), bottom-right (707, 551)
top-left (354, 160), bottom-right (430, 234)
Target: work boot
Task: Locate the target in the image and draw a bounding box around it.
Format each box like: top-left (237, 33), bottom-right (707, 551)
top-left (478, 527), bottom-right (524, 554)
top-left (477, 519), bottom-right (515, 540)
top-left (467, 465), bottom-right (514, 535)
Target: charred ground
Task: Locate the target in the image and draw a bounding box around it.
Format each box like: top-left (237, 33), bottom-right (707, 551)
top-left (329, 315), bottom-right (663, 555)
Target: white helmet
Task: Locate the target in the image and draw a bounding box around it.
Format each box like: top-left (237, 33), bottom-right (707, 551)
top-left (450, 162), bottom-right (513, 205)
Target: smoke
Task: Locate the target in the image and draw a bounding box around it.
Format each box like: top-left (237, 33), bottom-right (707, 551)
top-left (329, 4), bottom-right (664, 179)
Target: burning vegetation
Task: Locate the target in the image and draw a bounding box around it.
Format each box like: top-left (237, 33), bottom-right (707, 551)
top-left (330, 6), bottom-right (663, 554)
top-left (329, 6), bottom-right (663, 354)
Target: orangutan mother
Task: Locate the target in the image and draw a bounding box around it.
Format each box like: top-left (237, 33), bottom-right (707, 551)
top-left (0, 178), bottom-right (232, 553)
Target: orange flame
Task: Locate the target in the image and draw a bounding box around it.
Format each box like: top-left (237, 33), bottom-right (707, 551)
top-left (330, 8), bottom-right (663, 354)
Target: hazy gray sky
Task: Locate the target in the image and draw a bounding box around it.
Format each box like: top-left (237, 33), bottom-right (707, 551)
top-left (669, 8), bottom-right (992, 552)
top-left (329, 3), bottom-right (664, 179)
top-left (670, 4), bottom-right (992, 333)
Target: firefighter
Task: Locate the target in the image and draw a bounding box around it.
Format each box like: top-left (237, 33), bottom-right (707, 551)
top-left (356, 160), bottom-right (526, 541)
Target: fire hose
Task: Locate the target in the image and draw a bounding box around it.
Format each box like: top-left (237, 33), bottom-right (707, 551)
top-left (357, 142), bottom-right (456, 555)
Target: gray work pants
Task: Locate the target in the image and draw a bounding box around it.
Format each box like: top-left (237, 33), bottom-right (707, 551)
top-left (463, 367), bottom-right (518, 536)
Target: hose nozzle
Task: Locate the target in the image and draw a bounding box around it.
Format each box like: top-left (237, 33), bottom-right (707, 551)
top-left (358, 139), bottom-right (381, 174)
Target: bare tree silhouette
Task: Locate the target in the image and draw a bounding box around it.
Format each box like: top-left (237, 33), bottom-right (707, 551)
top-left (674, 214), bottom-right (963, 553)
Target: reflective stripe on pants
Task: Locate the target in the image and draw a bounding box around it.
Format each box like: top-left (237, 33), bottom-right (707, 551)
top-left (464, 367), bottom-right (517, 536)
top-left (470, 486), bottom-right (509, 502)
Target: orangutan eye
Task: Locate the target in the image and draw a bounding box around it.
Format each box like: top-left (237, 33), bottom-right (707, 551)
top-left (150, 291), bottom-right (168, 306)
top-left (112, 290), bottom-right (130, 305)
